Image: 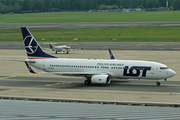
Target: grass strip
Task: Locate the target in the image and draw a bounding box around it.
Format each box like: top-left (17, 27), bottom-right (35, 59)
top-left (0, 11), bottom-right (180, 23)
top-left (0, 26), bottom-right (180, 42)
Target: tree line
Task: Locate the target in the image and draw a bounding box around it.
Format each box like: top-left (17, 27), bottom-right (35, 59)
top-left (0, 0), bottom-right (180, 14)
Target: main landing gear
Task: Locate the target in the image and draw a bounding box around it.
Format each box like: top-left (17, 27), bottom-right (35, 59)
top-left (84, 77), bottom-right (91, 85)
top-left (84, 80), bottom-right (91, 85)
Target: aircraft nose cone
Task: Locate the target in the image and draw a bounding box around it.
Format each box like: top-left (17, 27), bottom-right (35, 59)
top-left (169, 69), bottom-right (176, 77)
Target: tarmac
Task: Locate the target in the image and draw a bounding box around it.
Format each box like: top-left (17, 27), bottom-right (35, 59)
top-left (0, 49), bottom-right (180, 104)
top-left (1, 22), bottom-right (180, 30)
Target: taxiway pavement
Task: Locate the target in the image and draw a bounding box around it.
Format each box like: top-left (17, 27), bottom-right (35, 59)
top-left (0, 49), bottom-right (180, 104)
top-left (1, 42), bottom-right (180, 51)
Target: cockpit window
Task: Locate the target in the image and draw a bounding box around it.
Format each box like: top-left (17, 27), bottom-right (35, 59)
top-left (160, 67), bottom-right (169, 70)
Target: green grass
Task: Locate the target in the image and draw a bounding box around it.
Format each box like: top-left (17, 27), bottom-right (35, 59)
top-left (1, 26), bottom-right (180, 42)
top-left (0, 11), bottom-right (180, 23)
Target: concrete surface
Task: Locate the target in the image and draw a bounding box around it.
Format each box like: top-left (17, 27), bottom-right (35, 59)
top-left (0, 49), bottom-right (180, 104)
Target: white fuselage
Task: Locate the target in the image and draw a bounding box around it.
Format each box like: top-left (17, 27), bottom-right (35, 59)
top-left (27, 58), bottom-right (176, 80)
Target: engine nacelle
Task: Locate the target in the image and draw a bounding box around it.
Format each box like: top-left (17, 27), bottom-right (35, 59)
top-left (91, 75), bottom-right (111, 84)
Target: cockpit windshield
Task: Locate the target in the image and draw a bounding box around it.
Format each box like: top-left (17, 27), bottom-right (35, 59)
top-left (160, 67), bottom-right (169, 70)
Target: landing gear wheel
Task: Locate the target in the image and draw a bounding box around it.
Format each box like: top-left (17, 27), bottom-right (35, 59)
top-left (55, 51), bottom-right (57, 54)
top-left (156, 82), bottom-right (160, 86)
top-left (67, 51), bottom-right (69, 54)
top-left (84, 80), bottom-right (91, 85)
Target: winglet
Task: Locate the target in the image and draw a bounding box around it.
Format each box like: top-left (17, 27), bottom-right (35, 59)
top-left (108, 49), bottom-right (116, 60)
top-left (25, 62), bottom-right (36, 74)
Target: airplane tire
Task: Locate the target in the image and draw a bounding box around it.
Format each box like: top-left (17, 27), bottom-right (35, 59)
top-left (55, 51), bottom-right (57, 54)
top-left (84, 80), bottom-right (91, 85)
top-left (156, 82), bottom-right (160, 86)
top-left (67, 51), bottom-right (69, 54)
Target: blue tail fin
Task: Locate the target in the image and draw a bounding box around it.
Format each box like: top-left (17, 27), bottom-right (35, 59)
top-left (108, 49), bottom-right (116, 60)
top-left (21, 27), bottom-right (57, 59)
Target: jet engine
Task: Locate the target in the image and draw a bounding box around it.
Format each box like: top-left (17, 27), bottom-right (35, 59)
top-left (91, 75), bottom-right (111, 84)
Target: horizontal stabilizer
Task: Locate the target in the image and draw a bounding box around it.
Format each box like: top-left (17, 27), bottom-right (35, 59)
top-left (25, 62), bottom-right (36, 74)
top-left (3, 59), bottom-right (26, 62)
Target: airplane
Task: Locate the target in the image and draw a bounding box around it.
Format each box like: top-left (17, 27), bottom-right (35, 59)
top-left (21, 27), bottom-right (176, 86)
top-left (44, 43), bottom-right (82, 54)
top-left (49, 43), bottom-right (70, 54)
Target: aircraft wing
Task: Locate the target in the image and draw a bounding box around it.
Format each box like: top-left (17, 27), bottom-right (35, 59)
top-left (43, 42), bottom-right (57, 45)
top-left (3, 59), bottom-right (26, 62)
top-left (42, 47), bottom-right (51, 51)
top-left (70, 48), bottom-right (83, 51)
top-left (41, 72), bottom-right (102, 77)
top-left (37, 71), bottom-right (110, 77)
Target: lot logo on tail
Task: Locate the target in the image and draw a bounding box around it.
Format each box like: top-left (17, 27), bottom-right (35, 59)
top-left (21, 27), bottom-right (57, 58)
top-left (24, 35), bottom-right (38, 54)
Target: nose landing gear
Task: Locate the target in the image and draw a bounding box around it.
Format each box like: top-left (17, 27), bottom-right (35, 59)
top-left (156, 79), bottom-right (166, 86)
top-left (156, 82), bottom-right (160, 86)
